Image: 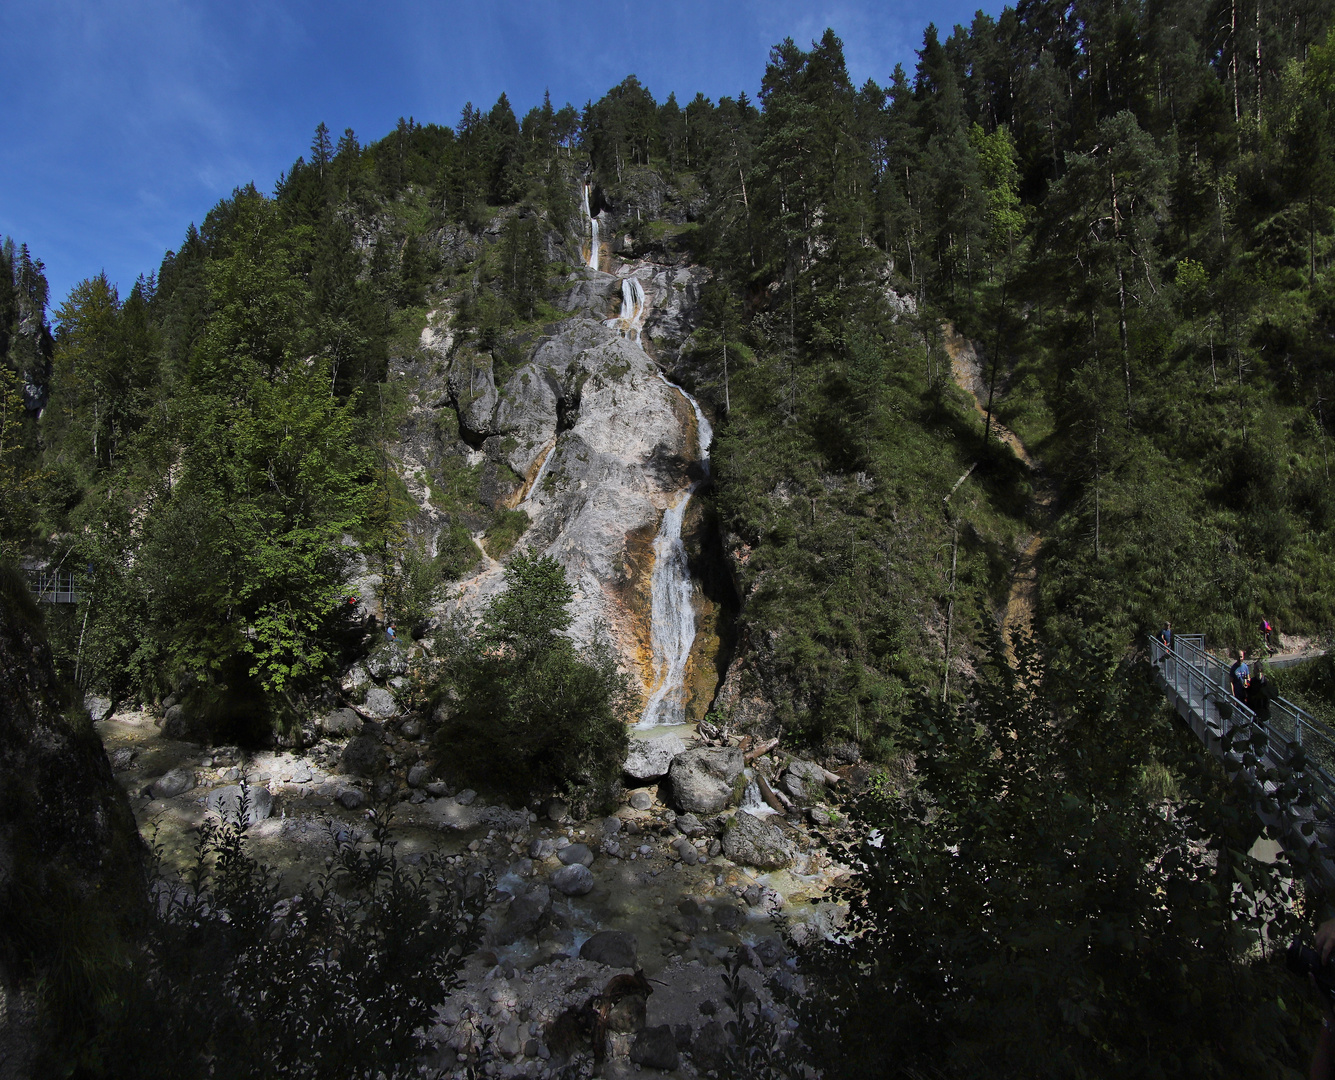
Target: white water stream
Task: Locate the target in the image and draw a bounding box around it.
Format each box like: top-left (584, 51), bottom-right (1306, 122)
top-left (638, 369), bottom-right (714, 729)
top-left (583, 184), bottom-right (600, 271)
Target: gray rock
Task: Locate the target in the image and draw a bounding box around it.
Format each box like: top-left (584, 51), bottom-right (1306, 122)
top-left (159, 704), bottom-right (197, 740)
top-left (692, 1021), bottom-right (729, 1070)
top-left (150, 767), bottom-right (194, 799)
top-left (365, 643), bottom-right (408, 681)
top-left (558, 843), bottom-right (594, 867)
top-left (743, 884), bottom-right (763, 907)
top-left (780, 771), bottom-right (807, 801)
top-left (544, 798), bottom-right (569, 822)
top-left (579, 930), bottom-right (637, 968)
top-left (786, 759), bottom-right (827, 788)
top-left (407, 763), bottom-right (431, 788)
top-left (827, 741), bottom-right (861, 765)
top-left (337, 787), bottom-right (365, 810)
top-left (628, 790), bottom-right (653, 811)
top-left (109, 747), bottom-right (136, 771)
top-left (674, 812), bottom-right (706, 837)
top-left (286, 762), bottom-right (312, 784)
top-left (361, 686), bottom-right (398, 719)
top-left (529, 837), bottom-right (557, 860)
top-left (673, 1023), bottom-right (694, 1050)
top-left (85, 693), bottom-right (113, 722)
top-left (723, 812), bottom-right (795, 869)
top-left (630, 1025), bottom-right (679, 1071)
top-left (205, 784), bottom-right (274, 826)
top-left (753, 937), bottom-right (786, 967)
top-left (400, 717), bottom-right (422, 739)
top-left (808, 805), bottom-right (833, 827)
top-left (601, 816), bottom-right (623, 837)
top-left (550, 863), bottom-right (595, 896)
top-left (320, 708), bottom-right (362, 737)
top-left (667, 747), bottom-right (744, 815)
top-left (623, 733), bottom-right (686, 780)
top-left (492, 884), bottom-right (552, 946)
top-left (714, 904), bottom-right (746, 931)
top-left (670, 837), bottom-right (699, 865)
top-left (340, 663), bottom-right (369, 694)
top-left (340, 735), bottom-right (387, 778)
top-left (496, 1020), bottom-right (524, 1059)
top-left (455, 788), bottom-right (477, 806)
top-left (425, 781), bottom-right (454, 798)
top-left (603, 839), bottom-right (621, 857)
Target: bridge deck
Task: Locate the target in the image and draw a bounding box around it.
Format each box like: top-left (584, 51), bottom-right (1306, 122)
top-left (1151, 634), bottom-right (1335, 893)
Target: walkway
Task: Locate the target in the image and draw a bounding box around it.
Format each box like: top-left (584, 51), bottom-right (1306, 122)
top-left (1151, 634), bottom-right (1335, 892)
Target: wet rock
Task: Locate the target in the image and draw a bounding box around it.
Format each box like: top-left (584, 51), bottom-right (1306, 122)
top-left (667, 747), bottom-right (744, 815)
top-left (361, 686), bottom-right (397, 719)
top-left (455, 789), bottom-right (477, 806)
top-left (550, 863), bottom-right (595, 896)
top-left (509, 857), bottom-right (534, 878)
top-left (337, 787), bottom-right (365, 810)
top-left (557, 843), bottom-right (594, 867)
top-left (320, 708), bottom-right (363, 737)
top-left (205, 784), bottom-right (273, 826)
top-left (628, 790), bottom-right (653, 811)
top-left (579, 930), bottom-right (637, 968)
top-left (714, 904), bottom-right (746, 931)
top-left (724, 812), bottom-right (795, 869)
top-left (85, 693), bottom-right (113, 722)
top-left (407, 763), bottom-right (431, 788)
top-left (492, 884), bottom-right (552, 946)
top-left (630, 1025), bottom-right (679, 1071)
top-left (673, 812), bottom-right (706, 837)
top-left (340, 735), bottom-right (387, 778)
top-left (743, 884), bottom-right (763, 907)
top-left (150, 767), bottom-right (194, 799)
top-left (623, 733), bottom-right (686, 781)
top-left (670, 837), bottom-right (699, 865)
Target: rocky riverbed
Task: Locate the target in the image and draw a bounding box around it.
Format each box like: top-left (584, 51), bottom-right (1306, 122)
top-left (95, 704), bottom-right (860, 1078)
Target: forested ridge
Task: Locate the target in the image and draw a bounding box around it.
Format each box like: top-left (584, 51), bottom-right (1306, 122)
top-left (4, 1), bottom-right (1335, 1073)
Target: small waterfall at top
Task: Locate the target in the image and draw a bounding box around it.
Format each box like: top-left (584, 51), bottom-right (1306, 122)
top-left (583, 184), bottom-right (600, 271)
top-left (638, 369), bottom-right (714, 729)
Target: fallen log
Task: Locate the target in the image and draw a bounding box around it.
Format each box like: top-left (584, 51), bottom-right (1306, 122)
top-left (756, 772), bottom-right (788, 814)
top-left (744, 738), bottom-right (779, 764)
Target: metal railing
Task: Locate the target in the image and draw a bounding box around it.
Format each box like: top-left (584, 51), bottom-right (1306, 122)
top-left (1151, 633), bottom-right (1335, 885)
top-left (27, 569), bottom-right (83, 604)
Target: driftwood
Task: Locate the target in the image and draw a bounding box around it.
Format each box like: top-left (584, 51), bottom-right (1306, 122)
top-left (756, 772), bottom-right (788, 814)
top-left (744, 738), bottom-right (779, 763)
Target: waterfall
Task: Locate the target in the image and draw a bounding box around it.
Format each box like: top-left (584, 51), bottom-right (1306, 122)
top-left (739, 768), bottom-right (777, 817)
top-left (637, 373), bottom-right (714, 729)
top-left (607, 276), bottom-right (646, 343)
top-left (523, 439), bottom-right (558, 503)
top-left (583, 184), bottom-right (600, 271)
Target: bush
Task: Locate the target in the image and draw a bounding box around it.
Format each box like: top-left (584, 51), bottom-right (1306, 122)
top-left (432, 552), bottom-right (630, 811)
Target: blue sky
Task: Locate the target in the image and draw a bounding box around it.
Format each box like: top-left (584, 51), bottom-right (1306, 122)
top-left (1, 1), bottom-right (1000, 316)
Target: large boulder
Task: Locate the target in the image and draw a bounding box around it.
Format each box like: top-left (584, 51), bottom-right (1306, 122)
top-left (579, 930), bottom-right (637, 968)
top-left (667, 747), bottom-right (744, 815)
top-left (550, 863), bottom-right (595, 896)
top-left (630, 1025), bottom-right (679, 1071)
top-left (320, 708), bottom-right (363, 737)
top-left (723, 811), bottom-right (796, 869)
top-left (205, 784), bottom-right (274, 827)
top-left (340, 735), bottom-right (387, 778)
top-left (361, 686), bottom-right (397, 719)
top-left (365, 643), bottom-right (408, 681)
top-left (84, 693), bottom-right (113, 722)
top-left (150, 767), bottom-right (195, 799)
top-left (491, 884), bottom-right (552, 946)
top-left (623, 733), bottom-right (686, 781)
top-left (557, 843), bottom-right (594, 867)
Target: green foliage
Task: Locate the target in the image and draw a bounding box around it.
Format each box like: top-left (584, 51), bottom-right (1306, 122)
top-left (483, 507), bottom-right (530, 559)
top-left (788, 630), bottom-right (1313, 1078)
top-left (431, 553), bottom-right (630, 809)
top-left (38, 801), bottom-right (485, 1079)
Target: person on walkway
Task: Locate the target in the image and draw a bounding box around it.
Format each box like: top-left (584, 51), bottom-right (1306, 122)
top-left (1261, 617), bottom-right (1274, 653)
top-left (1229, 649), bottom-right (1251, 706)
top-left (1157, 622), bottom-right (1174, 666)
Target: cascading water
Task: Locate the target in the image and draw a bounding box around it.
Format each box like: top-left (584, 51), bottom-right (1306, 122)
top-left (583, 184), bottom-right (600, 271)
top-left (638, 371), bottom-right (714, 729)
top-left (606, 276), bottom-right (645, 343)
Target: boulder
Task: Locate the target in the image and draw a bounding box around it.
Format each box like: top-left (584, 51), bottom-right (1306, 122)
top-left (752, 937), bottom-right (787, 967)
top-left (630, 1025), bottom-right (679, 1071)
top-left (320, 708), bottom-right (362, 737)
top-left (159, 705), bottom-right (197, 741)
top-left (337, 787), bottom-right (364, 810)
top-left (692, 1021), bottom-right (729, 1071)
top-left (601, 816), bottom-right (623, 837)
top-left (544, 798), bottom-right (570, 823)
top-left (628, 790), bottom-right (653, 811)
top-left (667, 747), bottom-right (744, 815)
top-left (340, 663), bottom-right (369, 694)
top-left (365, 643), bottom-right (408, 680)
top-left (723, 811), bottom-right (795, 869)
top-left (491, 883), bottom-right (552, 946)
top-left (400, 717), bottom-right (422, 739)
top-left (339, 735), bottom-right (387, 778)
top-left (528, 837), bottom-right (557, 860)
top-left (455, 788), bottom-right (477, 806)
top-left (673, 812), bottom-right (706, 837)
top-left (361, 686), bottom-right (397, 719)
top-left (623, 733), bottom-right (685, 781)
top-left (84, 693), bottom-right (113, 722)
top-left (780, 771), bottom-right (806, 801)
top-left (786, 759), bottom-right (827, 788)
top-left (579, 930), bottom-right (637, 968)
top-left (425, 781), bottom-right (454, 798)
top-left (557, 843), bottom-right (594, 867)
top-left (550, 863), bottom-right (595, 896)
top-left (205, 784), bottom-right (273, 827)
top-left (406, 763), bottom-right (431, 788)
top-left (150, 767), bottom-right (195, 799)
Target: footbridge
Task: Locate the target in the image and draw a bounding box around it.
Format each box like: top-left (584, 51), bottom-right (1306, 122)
top-left (1151, 634), bottom-right (1335, 892)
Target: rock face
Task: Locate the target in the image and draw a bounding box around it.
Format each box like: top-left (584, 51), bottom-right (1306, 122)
top-left (0, 570), bottom-right (146, 1063)
top-left (624, 733), bottom-right (686, 780)
top-left (668, 747), bottom-right (744, 815)
top-left (723, 811), bottom-right (796, 869)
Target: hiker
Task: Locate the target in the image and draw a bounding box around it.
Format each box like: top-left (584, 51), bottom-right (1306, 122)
top-left (1249, 669), bottom-right (1272, 754)
top-left (1157, 622), bottom-right (1174, 666)
top-left (385, 623), bottom-right (397, 642)
top-left (1260, 616), bottom-right (1273, 652)
top-left (1229, 649), bottom-right (1250, 707)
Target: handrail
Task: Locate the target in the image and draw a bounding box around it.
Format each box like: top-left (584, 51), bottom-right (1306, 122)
top-left (26, 569), bottom-right (83, 604)
top-left (1150, 632), bottom-right (1335, 887)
